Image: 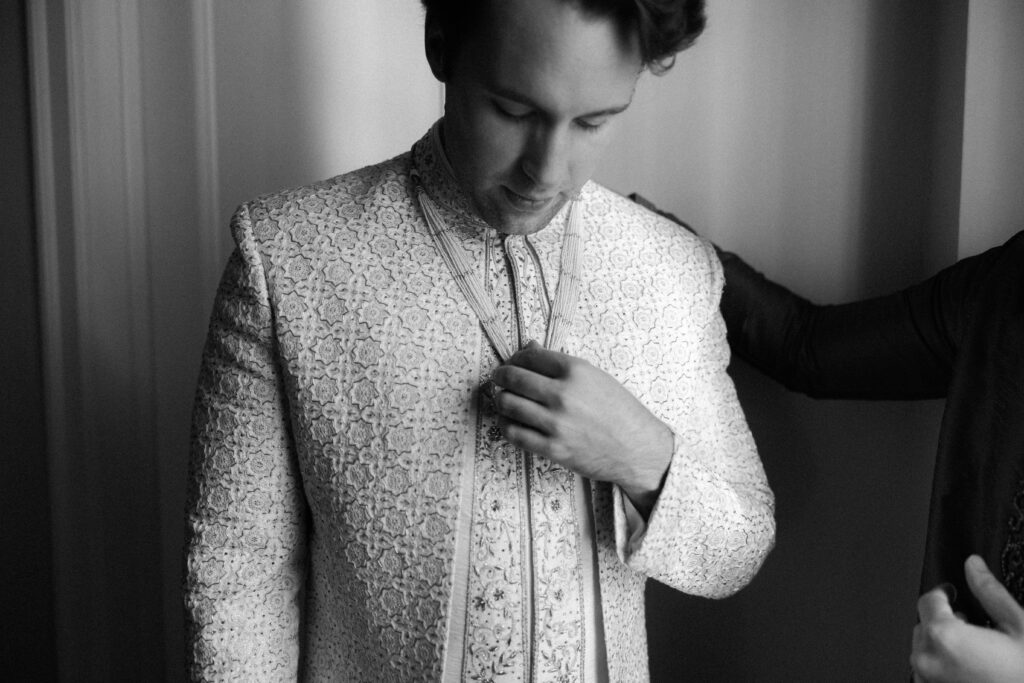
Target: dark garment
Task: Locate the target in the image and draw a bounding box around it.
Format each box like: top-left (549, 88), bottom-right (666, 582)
top-left (719, 231), bottom-right (1024, 625)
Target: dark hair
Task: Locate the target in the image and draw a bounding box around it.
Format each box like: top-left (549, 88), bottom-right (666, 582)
top-left (421, 0), bottom-right (705, 75)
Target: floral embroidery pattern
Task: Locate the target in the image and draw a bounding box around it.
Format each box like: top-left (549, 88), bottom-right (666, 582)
top-left (184, 124), bottom-right (775, 682)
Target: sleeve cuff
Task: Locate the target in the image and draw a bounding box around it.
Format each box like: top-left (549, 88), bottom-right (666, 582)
top-left (616, 488), bottom-right (649, 558)
top-left (612, 430), bottom-right (680, 562)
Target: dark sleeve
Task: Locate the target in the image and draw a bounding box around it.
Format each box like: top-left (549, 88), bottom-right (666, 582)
top-left (718, 238), bottom-right (1022, 400)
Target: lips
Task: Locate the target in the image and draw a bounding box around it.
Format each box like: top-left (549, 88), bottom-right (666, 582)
top-left (502, 186), bottom-right (554, 212)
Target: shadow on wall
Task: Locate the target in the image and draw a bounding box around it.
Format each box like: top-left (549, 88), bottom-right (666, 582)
top-left (854, 0), bottom-right (966, 292)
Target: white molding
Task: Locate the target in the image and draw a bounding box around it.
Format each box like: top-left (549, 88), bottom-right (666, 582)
top-left (192, 0), bottom-right (224, 292)
top-left (28, 0), bottom-right (65, 470)
top-left (118, 1), bottom-right (156, 407)
top-left (31, 0), bottom-right (162, 676)
top-left (64, 0), bottom-right (157, 443)
top-left (63, 1), bottom-right (90, 367)
top-left (26, 1), bottom-right (74, 676)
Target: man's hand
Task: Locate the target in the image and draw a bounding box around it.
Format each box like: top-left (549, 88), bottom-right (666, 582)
top-left (911, 555), bottom-right (1024, 682)
top-left (489, 341), bottom-right (674, 516)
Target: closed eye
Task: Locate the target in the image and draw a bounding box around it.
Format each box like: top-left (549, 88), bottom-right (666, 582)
top-left (575, 115), bottom-right (613, 133)
top-left (493, 100), bottom-right (532, 121)
top-left (576, 117), bottom-right (607, 132)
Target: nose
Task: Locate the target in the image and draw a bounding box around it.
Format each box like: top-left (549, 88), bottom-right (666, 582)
top-left (520, 125), bottom-right (569, 191)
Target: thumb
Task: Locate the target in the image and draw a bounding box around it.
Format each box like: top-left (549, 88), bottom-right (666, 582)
top-left (965, 554), bottom-right (1024, 635)
top-left (918, 585), bottom-right (956, 623)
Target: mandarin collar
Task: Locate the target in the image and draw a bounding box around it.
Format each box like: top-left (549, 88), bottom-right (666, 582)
top-left (410, 120), bottom-right (489, 234)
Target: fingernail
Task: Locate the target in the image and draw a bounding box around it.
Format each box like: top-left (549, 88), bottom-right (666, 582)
top-left (938, 582), bottom-right (958, 603)
top-left (966, 554), bottom-right (987, 572)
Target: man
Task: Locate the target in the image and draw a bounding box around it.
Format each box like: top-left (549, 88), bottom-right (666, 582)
top-left (184, 1), bottom-right (775, 680)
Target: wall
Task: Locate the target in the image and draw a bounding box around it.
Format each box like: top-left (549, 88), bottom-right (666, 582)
top-left (958, 0), bottom-right (1024, 258)
top-left (26, 0), bottom-right (1024, 680)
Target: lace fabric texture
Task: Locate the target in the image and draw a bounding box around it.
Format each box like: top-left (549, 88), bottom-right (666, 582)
top-left (184, 124), bottom-right (775, 682)
top-left (1003, 482), bottom-right (1024, 611)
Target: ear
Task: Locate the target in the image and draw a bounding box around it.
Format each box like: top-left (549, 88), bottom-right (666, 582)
top-left (424, 16), bottom-right (448, 82)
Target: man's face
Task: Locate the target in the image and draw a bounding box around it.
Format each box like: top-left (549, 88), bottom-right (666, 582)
top-left (436, 0), bottom-right (642, 235)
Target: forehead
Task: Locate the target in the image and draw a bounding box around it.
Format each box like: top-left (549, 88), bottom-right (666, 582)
top-left (457, 0), bottom-right (642, 113)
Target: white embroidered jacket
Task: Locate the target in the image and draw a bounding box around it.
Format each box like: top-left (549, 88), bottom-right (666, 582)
top-left (184, 125), bottom-right (775, 682)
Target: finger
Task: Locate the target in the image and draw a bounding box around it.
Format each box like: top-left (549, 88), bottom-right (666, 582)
top-left (506, 341), bottom-right (569, 378)
top-left (964, 554), bottom-right (1024, 634)
top-left (493, 386), bottom-right (555, 434)
top-left (492, 364), bottom-right (559, 405)
top-left (910, 627), bottom-right (931, 683)
top-left (910, 624), bottom-right (940, 683)
top-left (499, 416), bottom-right (549, 457)
top-left (918, 587), bottom-right (956, 623)
top-left (910, 638), bottom-right (927, 683)
top-left (911, 663), bottom-right (929, 683)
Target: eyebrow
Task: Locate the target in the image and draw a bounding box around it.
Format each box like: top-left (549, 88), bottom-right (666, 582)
top-left (487, 86), bottom-right (633, 119)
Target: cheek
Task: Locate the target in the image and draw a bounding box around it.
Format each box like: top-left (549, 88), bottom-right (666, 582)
top-left (469, 118), bottom-right (525, 178)
top-left (568, 131), bottom-right (615, 188)
top-left (446, 104), bottom-right (509, 180)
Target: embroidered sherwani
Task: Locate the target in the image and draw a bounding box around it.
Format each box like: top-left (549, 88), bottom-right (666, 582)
top-left (184, 125), bottom-right (775, 682)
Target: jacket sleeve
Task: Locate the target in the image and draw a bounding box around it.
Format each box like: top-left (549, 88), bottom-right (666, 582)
top-left (184, 203), bottom-right (308, 681)
top-left (618, 239), bottom-right (776, 598)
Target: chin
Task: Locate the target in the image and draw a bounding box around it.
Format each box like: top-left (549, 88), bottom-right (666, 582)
top-left (497, 215), bottom-right (543, 235)
top-left (499, 203), bottom-right (567, 236)
top-left (476, 203), bottom-right (543, 236)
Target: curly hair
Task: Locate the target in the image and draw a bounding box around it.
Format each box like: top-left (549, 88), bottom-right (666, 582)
top-left (421, 0), bottom-right (705, 74)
